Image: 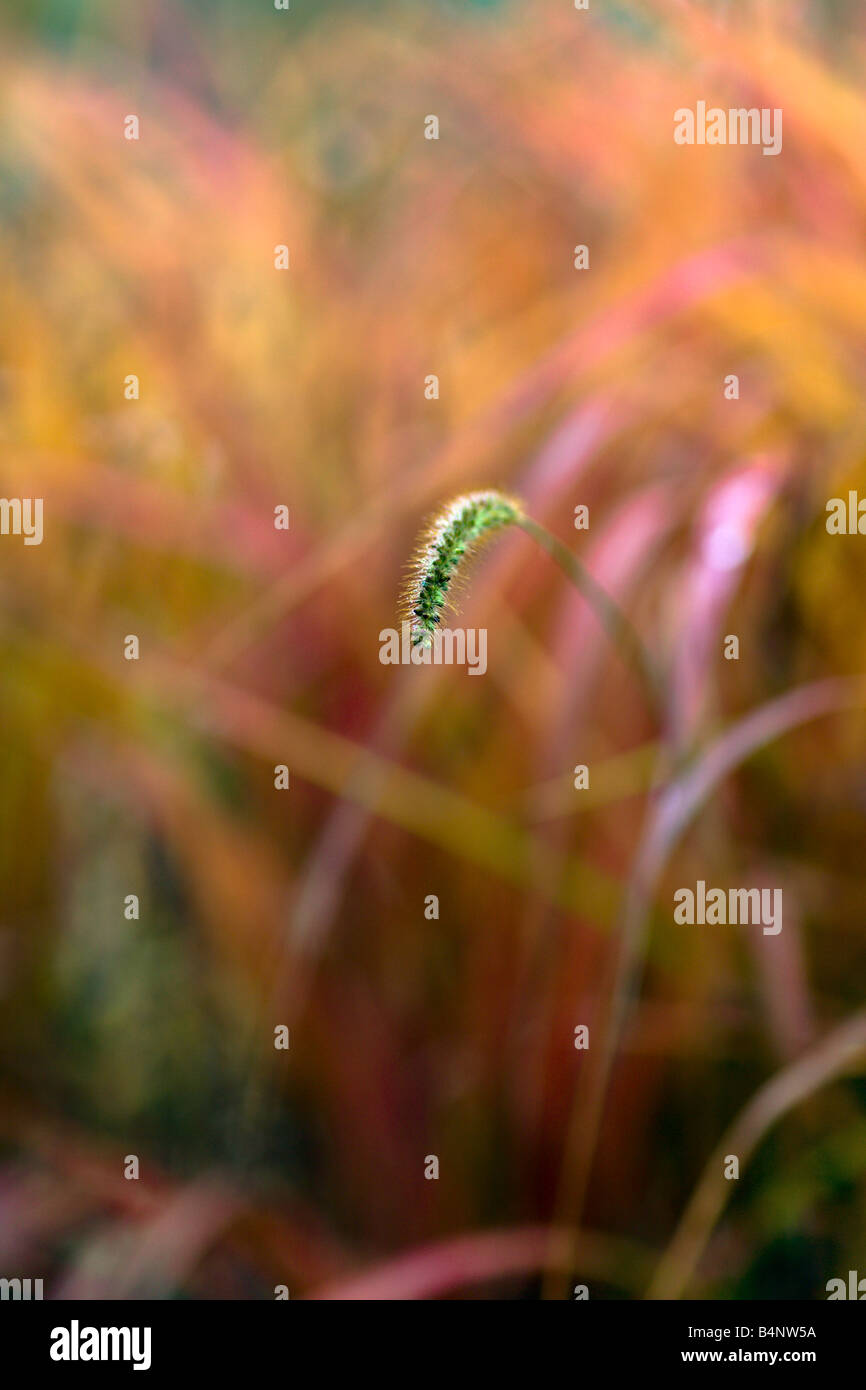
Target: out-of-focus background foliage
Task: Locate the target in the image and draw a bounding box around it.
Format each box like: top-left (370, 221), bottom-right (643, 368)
top-left (1, 0), bottom-right (866, 1299)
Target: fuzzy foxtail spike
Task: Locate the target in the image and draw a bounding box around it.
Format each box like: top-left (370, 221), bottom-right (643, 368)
top-left (401, 487), bottom-right (662, 719)
top-left (402, 491), bottom-right (523, 646)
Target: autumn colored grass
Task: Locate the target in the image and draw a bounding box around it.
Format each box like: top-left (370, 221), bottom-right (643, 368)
top-left (1, 0), bottom-right (866, 1300)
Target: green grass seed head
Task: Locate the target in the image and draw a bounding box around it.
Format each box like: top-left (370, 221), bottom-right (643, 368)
top-left (402, 490), bottom-right (523, 646)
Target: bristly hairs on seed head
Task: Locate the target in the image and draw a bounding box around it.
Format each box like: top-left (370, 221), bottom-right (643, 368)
top-left (401, 490), bottom-right (523, 646)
